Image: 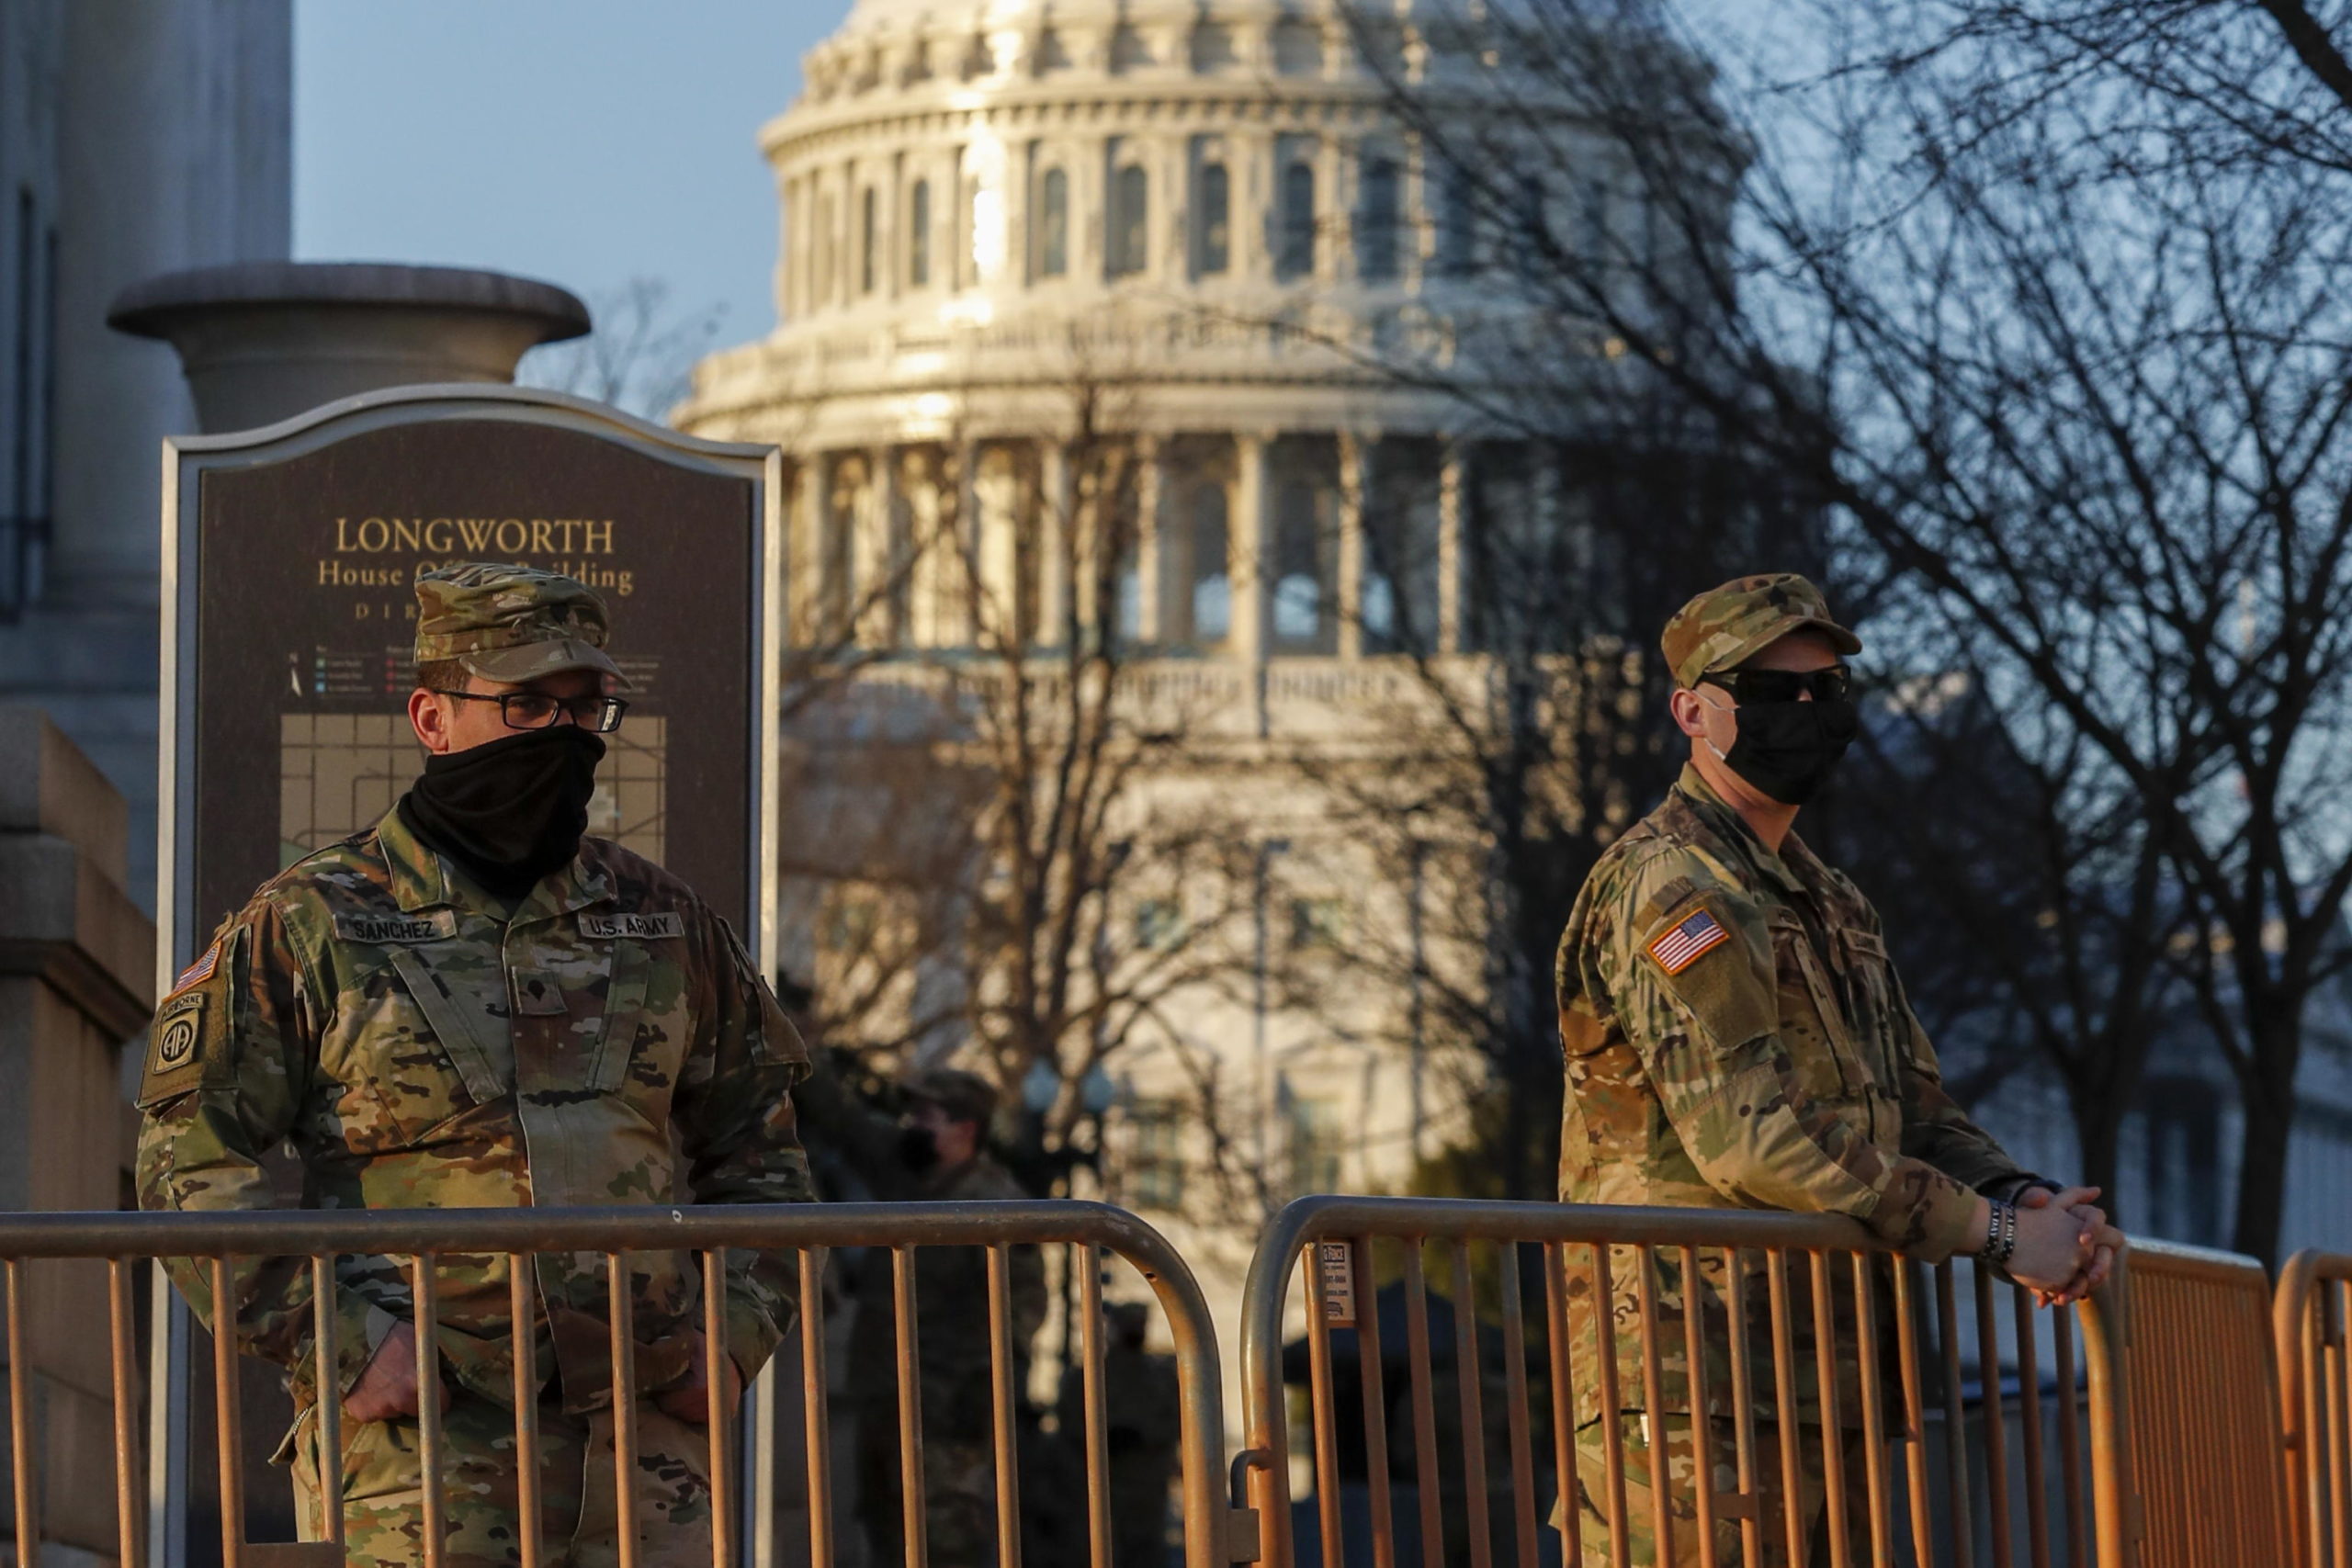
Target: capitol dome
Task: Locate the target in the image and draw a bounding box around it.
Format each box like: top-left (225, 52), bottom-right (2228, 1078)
top-left (677, 0), bottom-right (1722, 671)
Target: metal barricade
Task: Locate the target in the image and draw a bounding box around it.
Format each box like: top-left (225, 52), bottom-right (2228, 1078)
top-left (0, 1200), bottom-right (1231, 1568)
top-left (2105, 1239), bottom-right (2289, 1567)
top-left (1238, 1196), bottom-right (2134, 1568)
top-left (2274, 1247), bottom-right (2352, 1567)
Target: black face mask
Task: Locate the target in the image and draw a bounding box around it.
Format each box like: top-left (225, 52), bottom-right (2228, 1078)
top-left (1712, 697), bottom-right (1860, 806)
top-left (398, 725), bottom-right (605, 897)
top-left (896, 1125), bottom-right (941, 1174)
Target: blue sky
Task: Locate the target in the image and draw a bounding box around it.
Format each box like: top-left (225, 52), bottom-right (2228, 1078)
top-left (293, 0), bottom-right (841, 355)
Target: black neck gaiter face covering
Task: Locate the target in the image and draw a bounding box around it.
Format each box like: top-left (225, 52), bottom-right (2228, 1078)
top-left (398, 726), bottom-right (605, 897)
top-left (1713, 697), bottom-right (1861, 806)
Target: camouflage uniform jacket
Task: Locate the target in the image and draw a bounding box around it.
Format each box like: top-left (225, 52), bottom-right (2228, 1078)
top-left (134, 805), bottom-right (815, 1416)
top-left (1555, 765), bottom-right (2031, 1426)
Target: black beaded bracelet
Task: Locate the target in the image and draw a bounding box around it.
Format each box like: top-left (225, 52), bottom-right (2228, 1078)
top-left (1978, 1199), bottom-right (2018, 1268)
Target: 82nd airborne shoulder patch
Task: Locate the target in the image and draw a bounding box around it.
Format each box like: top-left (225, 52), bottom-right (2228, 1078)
top-left (1645, 906), bottom-right (1731, 976)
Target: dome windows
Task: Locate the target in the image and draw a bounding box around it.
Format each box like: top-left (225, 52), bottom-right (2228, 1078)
top-left (909, 178), bottom-right (933, 288)
top-left (1192, 139), bottom-right (1231, 278)
top-left (1276, 144), bottom-right (1317, 282)
top-left (1357, 155), bottom-right (1402, 284)
top-left (1107, 141), bottom-right (1150, 279)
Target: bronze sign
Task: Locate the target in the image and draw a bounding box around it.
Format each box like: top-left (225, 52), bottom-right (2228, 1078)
top-left (163, 389), bottom-right (782, 978)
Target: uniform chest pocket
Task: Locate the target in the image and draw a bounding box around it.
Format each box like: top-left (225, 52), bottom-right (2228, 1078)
top-left (583, 938), bottom-right (691, 1109)
top-left (1767, 908), bottom-right (1862, 1103)
top-left (1838, 929), bottom-right (1904, 1086)
top-left (330, 951), bottom-right (511, 1147)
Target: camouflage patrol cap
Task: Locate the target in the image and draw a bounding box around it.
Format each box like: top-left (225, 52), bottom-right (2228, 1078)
top-left (413, 562), bottom-right (626, 686)
top-left (1660, 573), bottom-right (1861, 690)
top-left (905, 1066), bottom-right (999, 1129)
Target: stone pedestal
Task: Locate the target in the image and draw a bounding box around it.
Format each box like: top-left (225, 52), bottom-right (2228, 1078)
top-left (0, 706), bottom-right (154, 1562)
top-left (107, 261), bottom-right (590, 434)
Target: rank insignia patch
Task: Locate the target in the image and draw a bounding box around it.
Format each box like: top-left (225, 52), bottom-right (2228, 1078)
top-left (1647, 908), bottom-right (1731, 976)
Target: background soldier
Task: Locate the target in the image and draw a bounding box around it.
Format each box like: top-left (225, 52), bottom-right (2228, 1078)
top-left (135, 563), bottom-right (815, 1566)
top-left (807, 1066), bottom-right (1048, 1565)
top-left (1553, 573), bottom-right (2121, 1565)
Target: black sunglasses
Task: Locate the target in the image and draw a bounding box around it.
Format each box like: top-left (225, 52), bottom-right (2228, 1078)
top-left (1701, 665), bottom-right (1853, 705)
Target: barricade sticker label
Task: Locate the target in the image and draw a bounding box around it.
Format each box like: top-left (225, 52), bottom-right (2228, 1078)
top-left (1317, 1240), bottom-right (1357, 1327)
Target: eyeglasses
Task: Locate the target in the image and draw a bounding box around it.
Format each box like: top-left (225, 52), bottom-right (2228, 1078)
top-left (1701, 665), bottom-right (1853, 705)
top-left (433, 689), bottom-right (630, 733)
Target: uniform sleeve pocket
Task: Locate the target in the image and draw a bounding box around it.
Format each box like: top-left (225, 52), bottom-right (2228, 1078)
top-left (1640, 896), bottom-right (1777, 1057)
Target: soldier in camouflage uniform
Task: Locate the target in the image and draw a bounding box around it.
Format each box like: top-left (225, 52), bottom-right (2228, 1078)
top-left (803, 1066), bottom-right (1046, 1566)
top-left (136, 563), bottom-right (815, 1568)
top-left (1554, 574), bottom-right (2120, 1566)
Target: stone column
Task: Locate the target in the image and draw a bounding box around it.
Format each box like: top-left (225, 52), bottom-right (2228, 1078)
top-left (1038, 439), bottom-right (1072, 647)
top-left (1238, 130), bottom-right (1275, 283)
top-left (1232, 431), bottom-right (1273, 669)
top-left (1136, 435), bottom-right (1166, 645)
top-left (0, 708), bottom-right (156, 1561)
top-left (1438, 442), bottom-right (1467, 653)
top-left (854, 446), bottom-right (900, 649)
top-left (1336, 431), bottom-right (1373, 660)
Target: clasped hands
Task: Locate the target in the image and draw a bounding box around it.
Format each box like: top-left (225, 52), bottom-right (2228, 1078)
top-left (1998, 1184), bottom-right (2126, 1308)
top-left (342, 1321), bottom-right (741, 1426)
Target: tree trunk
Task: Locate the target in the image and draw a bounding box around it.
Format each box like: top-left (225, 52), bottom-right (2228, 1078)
top-left (2231, 1058), bottom-right (2300, 1268)
top-left (2070, 1093), bottom-right (2125, 1230)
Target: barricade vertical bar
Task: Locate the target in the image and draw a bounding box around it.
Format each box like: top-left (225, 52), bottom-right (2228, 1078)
top-left (2324, 1279), bottom-right (2342, 1568)
top-left (1590, 1245), bottom-right (1630, 1568)
top-left (1973, 1264), bottom-right (2013, 1568)
top-left (891, 1245), bottom-right (927, 1568)
top-left (309, 1256), bottom-right (345, 1552)
top-left (703, 1248), bottom-right (735, 1568)
top-left (1542, 1243), bottom-right (1577, 1568)
top-left (1892, 1261), bottom-right (1936, 1568)
top-left (799, 1249), bottom-right (834, 1568)
top-left (986, 1244), bottom-right (1022, 1568)
top-left (1306, 1238), bottom-right (1345, 1568)
top-left (110, 1258), bottom-right (141, 1568)
top-left (1807, 1251), bottom-right (1851, 1568)
top-left (147, 1274), bottom-right (189, 1568)
top-left (1765, 1250), bottom-right (1804, 1568)
top-left (2011, 1289), bottom-right (2049, 1568)
top-left (1849, 1256), bottom-right (1891, 1568)
top-left (1452, 1238), bottom-right (1495, 1568)
top-left (208, 1255), bottom-right (243, 1568)
top-left (2308, 1283), bottom-right (2334, 1568)
top-left (1077, 1247), bottom-right (1112, 1568)
top-left (8, 1259), bottom-right (38, 1568)
top-left (609, 1252), bottom-right (640, 1568)
top-left (1634, 1247), bottom-right (1675, 1568)
top-left (509, 1258), bottom-right (543, 1568)
top-left (1933, 1262), bottom-right (1973, 1568)
top-left (1724, 1251), bottom-right (1764, 1568)
top-left (1401, 1243), bottom-right (1446, 1568)
top-left (1358, 1238), bottom-right (1397, 1568)
top-left (413, 1255), bottom-right (445, 1568)
top-left (1677, 1246), bottom-right (1718, 1568)
top-left (2051, 1304), bottom-right (2086, 1568)
top-left (1500, 1243), bottom-right (1539, 1568)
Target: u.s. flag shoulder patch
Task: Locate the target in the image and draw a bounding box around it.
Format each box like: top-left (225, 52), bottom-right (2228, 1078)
top-left (1645, 906), bottom-right (1731, 976)
top-left (165, 940), bottom-right (220, 1000)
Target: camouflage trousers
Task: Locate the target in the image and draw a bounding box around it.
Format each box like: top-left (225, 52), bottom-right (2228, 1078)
top-left (1567, 1415), bottom-right (1871, 1568)
top-left (288, 1393), bottom-right (713, 1568)
top-left (853, 1402), bottom-right (1002, 1566)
